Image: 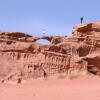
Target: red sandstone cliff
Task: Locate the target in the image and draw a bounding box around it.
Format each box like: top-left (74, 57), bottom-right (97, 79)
top-left (0, 22), bottom-right (100, 83)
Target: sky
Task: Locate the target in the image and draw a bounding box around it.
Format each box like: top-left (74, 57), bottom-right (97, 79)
top-left (0, 0), bottom-right (100, 37)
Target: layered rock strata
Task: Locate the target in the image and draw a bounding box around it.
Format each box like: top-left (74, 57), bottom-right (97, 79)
top-left (0, 22), bottom-right (100, 83)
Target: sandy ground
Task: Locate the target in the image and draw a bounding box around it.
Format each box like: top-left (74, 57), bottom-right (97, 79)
top-left (0, 75), bottom-right (100, 100)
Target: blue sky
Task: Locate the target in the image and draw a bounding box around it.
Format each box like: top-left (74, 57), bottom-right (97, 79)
top-left (0, 0), bottom-right (100, 36)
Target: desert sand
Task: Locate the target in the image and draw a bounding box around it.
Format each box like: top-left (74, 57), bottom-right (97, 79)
top-left (0, 75), bottom-right (100, 100)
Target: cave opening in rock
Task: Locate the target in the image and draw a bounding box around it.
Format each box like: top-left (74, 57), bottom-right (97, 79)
top-left (36, 39), bottom-right (50, 45)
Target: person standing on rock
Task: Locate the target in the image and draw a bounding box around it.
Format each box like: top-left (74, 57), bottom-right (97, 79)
top-left (42, 29), bottom-right (46, 36)
top-left (80, 16), bottom-right (83, 24)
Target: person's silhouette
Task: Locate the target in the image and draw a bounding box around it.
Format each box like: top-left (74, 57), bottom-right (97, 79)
top-left (80, 16), bottom-right (83, 24)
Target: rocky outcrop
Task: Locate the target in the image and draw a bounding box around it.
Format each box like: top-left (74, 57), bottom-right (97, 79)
top-left (0, 21), bottom-right (100, 83)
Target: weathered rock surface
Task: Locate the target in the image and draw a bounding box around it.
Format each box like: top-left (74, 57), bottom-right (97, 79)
top-left (0, 22), bottom-right (100, 83)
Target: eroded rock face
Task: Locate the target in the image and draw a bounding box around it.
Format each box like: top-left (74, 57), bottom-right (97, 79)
top-left (0, 22), bottom-right (100, 83)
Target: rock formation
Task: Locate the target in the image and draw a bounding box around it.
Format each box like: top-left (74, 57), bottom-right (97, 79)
top-left (0, 21), bottom-right (100, 83)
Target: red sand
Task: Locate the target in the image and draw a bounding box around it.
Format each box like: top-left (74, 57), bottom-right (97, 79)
top-left (0, 75), bottom-right (100, 100)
